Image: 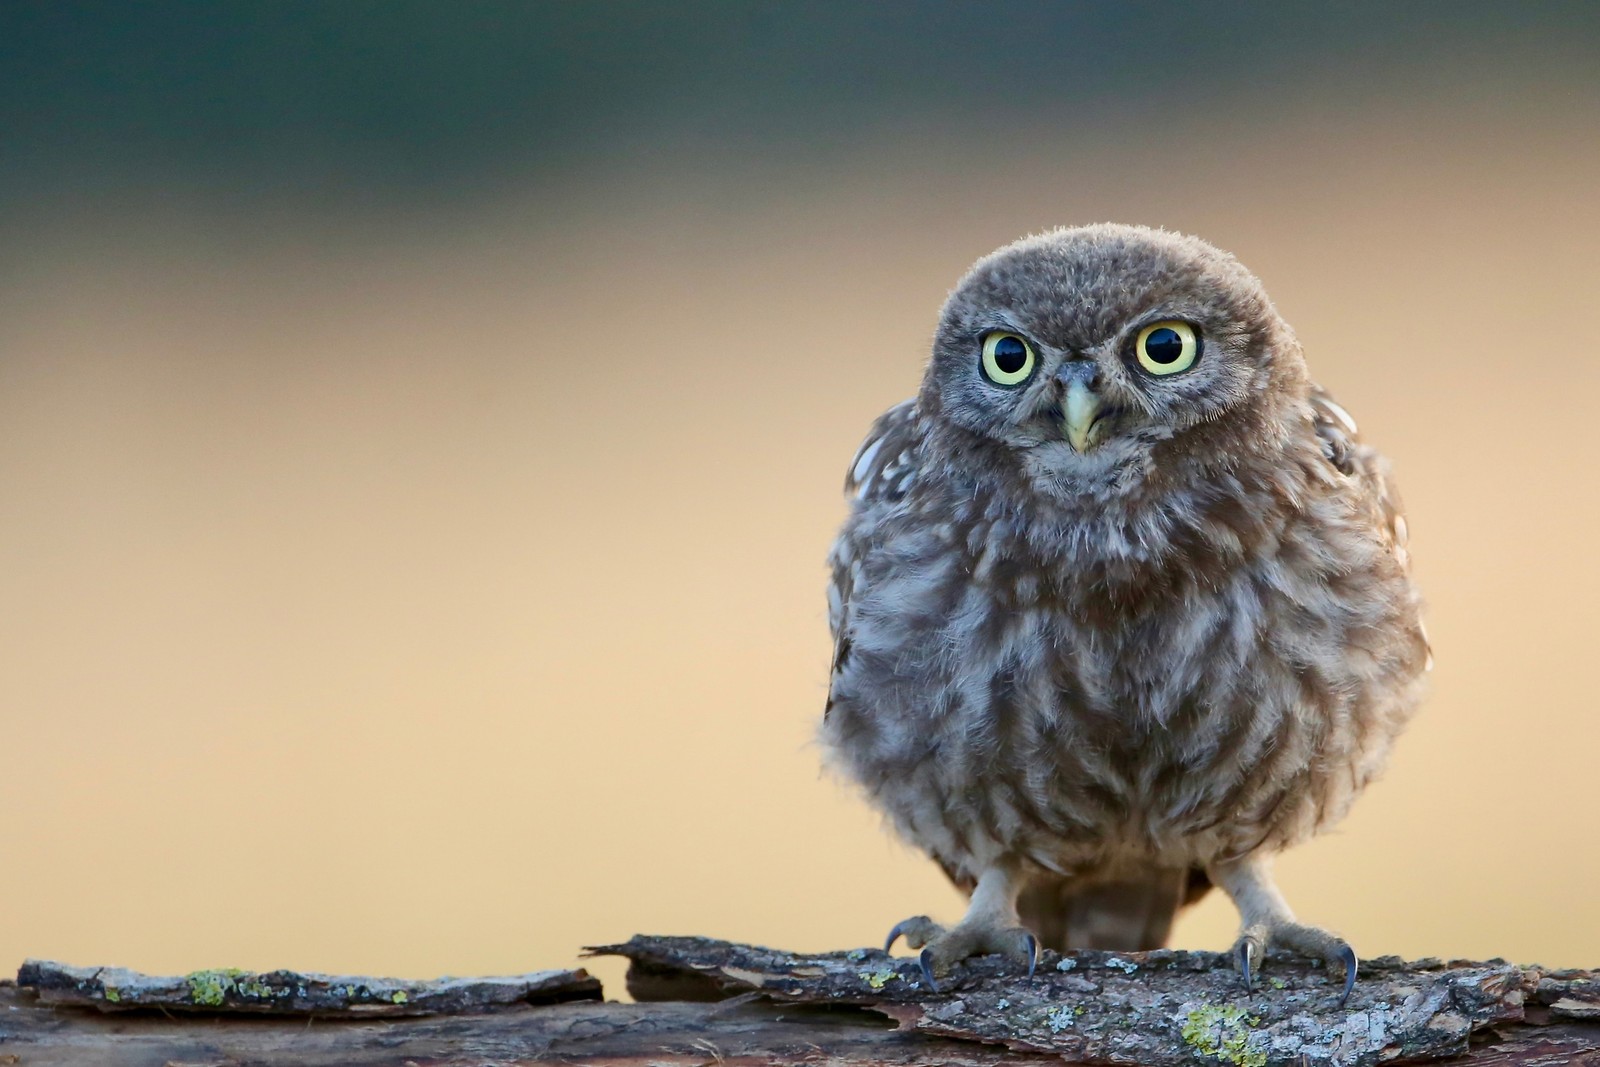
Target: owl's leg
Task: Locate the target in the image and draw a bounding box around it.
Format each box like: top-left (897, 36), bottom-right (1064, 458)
top-left (1208, 854), bottom-right (1358, 1006)
top-left (884, 859), bottom-right (1037, 991)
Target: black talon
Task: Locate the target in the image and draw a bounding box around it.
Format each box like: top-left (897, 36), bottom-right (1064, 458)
top-left (1335, 944), bottom-right (1358, 1008)
top-left (917, 947), bottom-right (940, 992)
top-left (1024, 933), bottom-right (1038, 979)
top-left (885, 920), bottom-right (909, 953)
top-left (1237, 940), bottom-right (1254, 992)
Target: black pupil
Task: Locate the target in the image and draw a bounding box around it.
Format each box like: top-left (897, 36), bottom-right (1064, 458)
top-left (992, 336), bottom-right (1028, 374)
top-left (1144, 327), bottom-right (1184, 364)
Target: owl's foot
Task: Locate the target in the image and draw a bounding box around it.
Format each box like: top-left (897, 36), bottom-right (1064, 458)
top-left (884, 913), bottom-right (1037, 991)
top-left (881, 859), bottom-right (1035, 991)
top-left (1232, 920), bottom-right (1358, 1007)
top-left (1209, 854), bottom-right (1358, 1008)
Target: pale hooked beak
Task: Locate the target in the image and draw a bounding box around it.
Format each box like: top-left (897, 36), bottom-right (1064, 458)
top-left (1063, 378), bottom-right (1106, 453)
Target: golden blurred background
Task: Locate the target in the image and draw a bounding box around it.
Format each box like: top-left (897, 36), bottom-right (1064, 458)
top-left (1, 4), bottom-right (1597, 998)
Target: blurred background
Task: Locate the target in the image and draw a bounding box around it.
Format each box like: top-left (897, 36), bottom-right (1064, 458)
top-left (2, 2), bottom-right (1597, 997)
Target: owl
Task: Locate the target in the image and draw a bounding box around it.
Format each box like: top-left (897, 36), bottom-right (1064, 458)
top-left (821, 224), bottom-right (1428, 1002)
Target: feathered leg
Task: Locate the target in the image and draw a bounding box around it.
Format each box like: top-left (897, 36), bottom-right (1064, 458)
top-left (1208, 853), bottom-right (1358, 1006)
top-left (885, 858), bottom-right (1036, 989)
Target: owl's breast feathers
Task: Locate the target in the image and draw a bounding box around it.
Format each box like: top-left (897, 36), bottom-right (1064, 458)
top-left (822, 390), bottom-right (1428, 877)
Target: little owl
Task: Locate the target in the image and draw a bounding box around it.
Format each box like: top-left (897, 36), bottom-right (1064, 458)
top-left (822, 224), bottom-right (1428, 1002)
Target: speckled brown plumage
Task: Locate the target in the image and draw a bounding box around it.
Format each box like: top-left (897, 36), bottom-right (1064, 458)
top-left (820, 224), bottom-right (1428, 994)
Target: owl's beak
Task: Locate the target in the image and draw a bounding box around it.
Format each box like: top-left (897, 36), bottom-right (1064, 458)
top-left (1063, 379), bottom-right (1107, 453)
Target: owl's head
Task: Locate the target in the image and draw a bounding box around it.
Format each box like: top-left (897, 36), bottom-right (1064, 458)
top-left (921, 224), bottom-right (1306, 496)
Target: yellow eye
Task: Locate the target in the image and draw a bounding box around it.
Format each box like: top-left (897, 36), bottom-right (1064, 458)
top-left (981, 332), bottom-right (1036, 386)
top-left (1135, 321), bottom-right (1200, 376)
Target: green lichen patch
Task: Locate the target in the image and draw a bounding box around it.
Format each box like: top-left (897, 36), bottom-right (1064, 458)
top-left (1180, 1003), bottom-right (1268, 1067)
top-left (237, 978), bottom-right (275, 999)
top-left (857, 968), bottom-right (899, 990)
top-left (102, 986), bottom-right (121, 1003)
top-left (390, 990), bottom-right (408, 1004)
top-left (185, 968), bottom-right (248, 1007)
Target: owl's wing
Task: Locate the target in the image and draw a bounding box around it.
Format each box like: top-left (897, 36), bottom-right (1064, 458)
top-left (825, 399), bottom-right (920, 712)
top-left (1309, 385), bottom-right (1407, 562)
top-left (841, 398), bottom-right (921, 510)
top-left (1309, 384), bottom-right (1431, 667)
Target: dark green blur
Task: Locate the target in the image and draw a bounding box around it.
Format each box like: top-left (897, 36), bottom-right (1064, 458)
top-left (4, 1), bottom-right (1598, 208)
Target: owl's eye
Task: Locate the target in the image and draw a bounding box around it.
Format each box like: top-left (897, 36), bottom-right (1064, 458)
top-left (1134, 321), bottom-right (1200, 376)
top-left (980, 332), bottom-right (1036, 386)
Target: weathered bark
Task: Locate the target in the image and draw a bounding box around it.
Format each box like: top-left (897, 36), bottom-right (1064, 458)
top-left (15, 959), bottom-right (602, 1016)
top-left (0, 937), bottom-right (1595, 1066)
top-left (592, 936), bottom-right (1600, 1066)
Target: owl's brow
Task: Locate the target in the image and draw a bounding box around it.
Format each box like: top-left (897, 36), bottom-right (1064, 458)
top-left (1118, 301), bottom-right (1222, 334)
top-left (966, 310), bottom-right (1032, 338)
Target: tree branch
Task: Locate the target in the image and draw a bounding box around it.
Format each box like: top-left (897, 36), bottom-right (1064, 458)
top-left (3, 937), bottom-right (1596, 1066)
